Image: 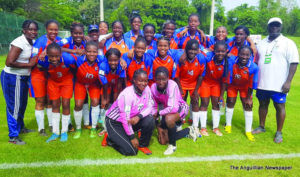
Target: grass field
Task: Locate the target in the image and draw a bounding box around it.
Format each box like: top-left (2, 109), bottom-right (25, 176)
top-left (0, 37), bottom-right (300, 177)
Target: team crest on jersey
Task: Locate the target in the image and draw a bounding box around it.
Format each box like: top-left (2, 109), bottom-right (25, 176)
top-left (188, 70), bottom-right (194, 76)
top-left (218, 67), bottom-right (222, 71)
top-left (111, 79), bottom-right (115, 84)
top-left (234, 74), bottom-right (241, 79)
top-left (141, 65), bottom-right (144, 69)
top-left (195, 62), bottom-right (198, 66)
top-left (138, 104), bottom-right (144, 111)
top-left (244, 71), bottom-right (248, 74)
top-left (168, 58), bottom-right (171, 63)
top-left (61, 38), bottom-right (68, 44)
top-left (57, 72), bottom-right (62, 78)
top-left (62, 65), bottom-right (66, 68)
top-left (95, 67), bottom-right (98, 71)
top-left (122, 45), bottom-right (125, 49)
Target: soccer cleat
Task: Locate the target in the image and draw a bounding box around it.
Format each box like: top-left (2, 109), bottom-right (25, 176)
top-left (68, 124), bottom-right (75, 132)
top-left (84, 125), bottom-right (92, 130)
top-left (20, 127), bottom-right (34, 134)
top-left (164, 144), bottom-right (177, 155)
top-left (200, 128), bottom-right (209, 136)
top-left (246, 132), bottom-right (255, 141)
top-left (46, 133), bottom-right (59, 143)
top-left (39, 129), bottom-right (48, 136)
top-left (188, 126), bottom-right (198, 141)
top-left (60, 132), bottom-right (68, 142)
top-left (101, 132), bottom-right (108, 146)
top-left (274, 132), bottom-right (283, 144)
top-left (213, 128), bottom-right (223, 136)
top-left (73, 129), bottom-right (82, 139)
top-left (252, 126), bottom-right (266, 134)
top-left (224, 125), bottom-right (232, 134)
top-left (90, 128), bottom-right (97, 138)
top-left (138, 147), bottom-right (152, 155)
top-left (9, 137), bottom-right (25, 145)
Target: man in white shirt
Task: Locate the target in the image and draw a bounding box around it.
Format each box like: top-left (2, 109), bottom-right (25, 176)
top-left (252, 17), bottom-right (299, 143)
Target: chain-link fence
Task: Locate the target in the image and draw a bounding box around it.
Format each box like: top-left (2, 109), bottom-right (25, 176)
top-left (0, 11), bottom-right (46, 55)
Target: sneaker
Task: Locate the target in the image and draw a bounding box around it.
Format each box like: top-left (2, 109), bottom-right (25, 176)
top-left (49, 126), bottom-right (53, 133)
top-left (46, 133), bottom-right (59, 143)
top-left (200, 128), bottom-right (209, 136)
top-left (60, 132), bottom-right (68, 142)
top-left (101, 133), bottom-right (108, 146)
top-left (224, 125), bottom-right (232, 134)
top-left (138, 147), bottom-right (152, 155)
top-left (274, 132), bottom-right (283, 144)
top-left (194, 127), bottom-right (201, 138)
top-left (164, 144), bottom-right (176, 155)
top-left (188, 126), bottom-right (198, 141)
top-left (213, 128), bottom-right (223, 136)
top-left (90, 128), bottom-right (97, 138)
top-left (68, 124), bottom-right (75, 132)
top-left (252, 126), bottom-right (266, 134)
top-left (20, 127), bottom-right (34, 134)
top-left (9, 137), bottom-right (25, 145)
top-left (39, 129), bottom-right (48, 136)
top-left (246, 132), bottom-right (255, 141)
top-left (98, 130), bottom-right (106, 137)
top-left (84, 125), bottom-right (92, 130)
top-left (73, 129), bottom-right (82, 139)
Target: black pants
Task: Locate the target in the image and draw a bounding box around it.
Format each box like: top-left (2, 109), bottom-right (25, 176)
top-left (106, 115), bottom-right (155, 156)
top-left (159, 117), bottom-right (189, 146)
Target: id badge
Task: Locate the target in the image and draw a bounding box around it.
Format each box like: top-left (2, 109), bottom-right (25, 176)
top-left (264, 54), bottom-right (272, 64)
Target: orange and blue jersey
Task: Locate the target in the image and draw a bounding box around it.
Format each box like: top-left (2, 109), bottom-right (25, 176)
top-left (227, 37), bottom-right (251, 57)
top-left (103, 37), bottom-right (134, 55)
top-left (147, 49), bottom-right (183, 79)
top-left (57, 36), bottom-right (86, 54)
top-left (122, 52), bottom-right (153, 84)
top-left (226, 57), bottom-right (259, 89)
top-left (32, 34), bottom-right (62, 58)
top-left (98, 59), bottom-right (126, 86)
top-left (176, 28), bottom-right (206, 50)
top-left (124, 30), bottom-right (144, 42)
top-left (175, 53), bottom-right (206, 90)
top-left (206, 36), bottom-right (234, 51)
top-left (146, 39), bottom-right (157, 51)
top-left (74, 55), bottom-right (106, 84)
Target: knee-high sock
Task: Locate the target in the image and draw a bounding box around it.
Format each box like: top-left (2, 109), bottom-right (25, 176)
top-left (52, 112), bottom-right (60, 135)
top-left (244, 110), bottom-right (253, 133)
top-left (189, 105), bottom-right (193, 120)
top-left (46, 108), bottom-right (52, 126)
top-left (100, 108), bottom-right (107, 130)
top-left (192, 111), bottom-right (200, 128)
top-left (225, 107), bottom-right (234, 126)
top-left (74, 110), bottom-right (83, 130)
top-left (61, 114), bottom-right (70, 133)
top-left (91, 106), bottom-right (100, 129)
top-left (83, 103), bottom-right (89, 126)
top-left (199, 111), bottom-right (207, 128)
top-left (35, 110), bottom-right (44, 131)
top-left (212, 109), bottom-right (220, 129)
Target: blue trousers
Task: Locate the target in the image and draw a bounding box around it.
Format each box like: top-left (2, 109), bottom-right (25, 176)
top-left (1, 70), bottom-right (29, 138)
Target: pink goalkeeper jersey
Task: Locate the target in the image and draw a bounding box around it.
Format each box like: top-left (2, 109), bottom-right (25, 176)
top-left (151, 79), bottom-right (188, 116)
top-left (106, 85), bottom-right (154, 136)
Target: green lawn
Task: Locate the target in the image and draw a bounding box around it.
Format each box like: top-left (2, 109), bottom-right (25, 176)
top-left (0, 37), bottom-right (300, 177)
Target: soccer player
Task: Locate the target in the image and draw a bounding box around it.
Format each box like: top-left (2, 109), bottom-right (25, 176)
top-left (198, 41), bottom-right (233, 136)
top-left (73, 41), bottom-right (105, 139)
top-left (221, 45), bottom-right (259, 141)
top-left (30, 20), bottom-right (61, 136)
top-left (143, 23), bottom-right (157, 51)
top-left (124, 15), bottom-right (143, 42)
top-left (1, 20), bottom-right (38, 144)
top-left (38, 43), bottom-right (75, 143)
top-left (174, 40), bottom-right (206, 135)
top-left (161, 20), bottom-right (179, 49)
top-left (151, 67), bottom-right (198, 155)
top-left (206, 26), bottom-right (230, 51)
top-left (102, 21), bottom-right (134, 55)
top-left (122, 37), bottom-right (153, 86)
top-left (104, 69), bottom-right (155, 156)
top-left (98, 21), bottom-right (112, 56)
top-left (228, 25), bottom-right (252, 57)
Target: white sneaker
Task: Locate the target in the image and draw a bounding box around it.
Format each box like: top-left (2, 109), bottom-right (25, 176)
top-left (164, 144), bottom-right (176, 155)
top-left (188, 126), bottom-right (198, 142)
top-left (176, 125), bottom-right (182, 132)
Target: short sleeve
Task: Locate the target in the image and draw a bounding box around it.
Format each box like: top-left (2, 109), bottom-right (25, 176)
top-left (11, 36), bottom-right (24, 50)
top-left (286, 39), bottom-right (299, 64)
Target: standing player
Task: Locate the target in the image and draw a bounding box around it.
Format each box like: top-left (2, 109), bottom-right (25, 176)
top-left (98, 21), bottom-right (112, 56)
top-left (228, 26), bottom-right (252, 57)
top-left (143, 24), bottom-right (158, 51)
top-left (161, 20), bottom-right (179, 49)
top-left (38, 43), bottom-right (75, 142)
top-left (152, 67), bottom-right (198, 155)
top-left (73, 41), bottom-right (105, 139)
top-left (124, 15), bottom-right (143, 42)
top-left (30, 20), bottom-right (61, 136)
top-left (174, 39), bottom-right (206, 135)
top-left (221, 46), bottom-right (258, 141)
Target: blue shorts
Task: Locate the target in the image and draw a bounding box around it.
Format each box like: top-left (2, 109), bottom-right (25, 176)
top-left (256, 89), bottom-right (287, 104)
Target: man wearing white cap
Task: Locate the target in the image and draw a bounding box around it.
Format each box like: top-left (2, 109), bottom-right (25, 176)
top-left (252, 17), bottom-right (299, 143)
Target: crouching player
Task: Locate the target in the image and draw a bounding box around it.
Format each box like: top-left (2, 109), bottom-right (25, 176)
top-left (221, 45), bottom-right (259, 141)
top-left (38, 43), bottom-right (75, 142)
top-left (152, 67), bottom-right (198, 155)
top-left (104, 69), bottom-right (155, 156)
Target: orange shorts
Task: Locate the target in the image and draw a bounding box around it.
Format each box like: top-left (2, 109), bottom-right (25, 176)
top-left (74, 81), bottom-right (101, 100)
top-left (29, 68), bottom-right (47, 98)
top-left (227, 85), bottom-right (248, 98)
top-left (182, 88), bottom-right (200, 98)
top-left (199, 80), bottom-right (221, 98)
top-left (47, 79), bottom-right (73, 100)
top-left (101, 84), bottom-right (118, 95)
